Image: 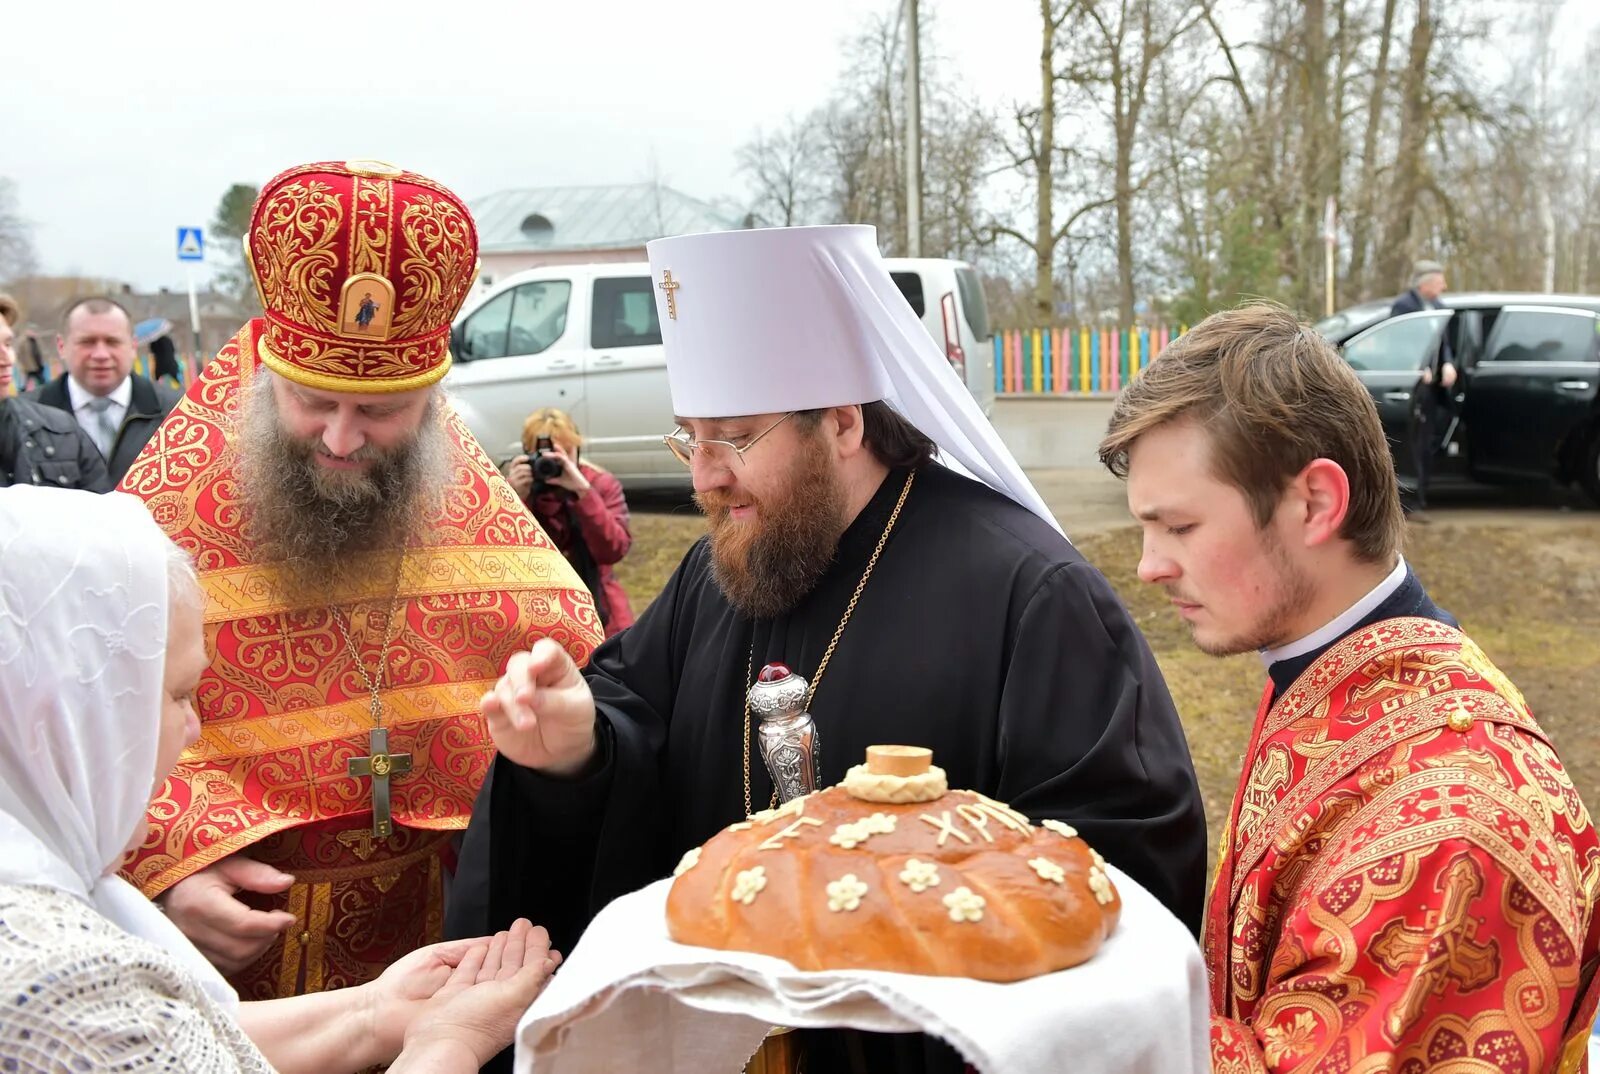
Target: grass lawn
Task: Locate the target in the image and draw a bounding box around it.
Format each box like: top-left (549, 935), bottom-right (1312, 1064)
top-left (614, 507), bottom-right (1600, 858)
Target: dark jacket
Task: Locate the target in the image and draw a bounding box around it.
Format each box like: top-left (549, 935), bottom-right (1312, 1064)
top-left (150, 336), bottom-right (181, 384)
top-left (526, 463), bottom-right (635, 636)
top-left (1390, 289), bottom-right (1456, 410)
top-left (0, 396), bottom-right (112, 491)
top-left (1389, 288), bottom-right (1431, 318)
top-left (28, 373), bottom-right (182, 486)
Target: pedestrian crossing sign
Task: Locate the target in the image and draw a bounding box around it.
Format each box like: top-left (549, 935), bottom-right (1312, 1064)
top-left (177, 227), bottom-right (205, 262)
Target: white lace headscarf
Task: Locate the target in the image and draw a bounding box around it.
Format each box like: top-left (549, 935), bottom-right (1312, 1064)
top-left (0, 485), bottom-right (237, 1011)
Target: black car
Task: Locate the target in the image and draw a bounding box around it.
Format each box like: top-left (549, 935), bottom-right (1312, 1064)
top-left (1326, 292), bottom-right (1600, 505)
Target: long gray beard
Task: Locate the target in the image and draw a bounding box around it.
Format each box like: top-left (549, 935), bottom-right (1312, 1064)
top-left (236, 374), bottom-right (451, 606)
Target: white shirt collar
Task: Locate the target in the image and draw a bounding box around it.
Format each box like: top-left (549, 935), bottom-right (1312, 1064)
top-left (67, 375), bottom-right (133, 414)
top-left (1259, 557), bottom-right (1409, 667)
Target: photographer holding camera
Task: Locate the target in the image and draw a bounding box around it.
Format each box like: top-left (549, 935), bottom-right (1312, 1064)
top-left (506, 408), bottom-right (635, 636)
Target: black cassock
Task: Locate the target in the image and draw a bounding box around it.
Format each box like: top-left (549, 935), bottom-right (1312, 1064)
top-left (449, 464), bottom-right (1206, 1074)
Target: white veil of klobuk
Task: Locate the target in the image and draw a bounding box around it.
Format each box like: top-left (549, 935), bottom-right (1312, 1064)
top-left (646, 224), bottom-right (1063, 536)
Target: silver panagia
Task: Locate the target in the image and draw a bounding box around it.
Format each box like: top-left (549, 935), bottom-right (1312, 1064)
top-left (750, 663), bottom-right (820, 803)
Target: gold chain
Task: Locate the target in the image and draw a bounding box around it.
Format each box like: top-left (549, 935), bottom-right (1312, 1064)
top-left (742, 470), bottom-right (916, 814)
top-left (330, 551), bottom-right (409, 727)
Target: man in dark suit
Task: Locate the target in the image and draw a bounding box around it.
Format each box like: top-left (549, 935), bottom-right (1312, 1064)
top-left (1389, 260), bottom-right (1456, 521)
top-left (28, 296), bottom-right (182, 487)
top-left (0, 293), bottom-right (110, 491)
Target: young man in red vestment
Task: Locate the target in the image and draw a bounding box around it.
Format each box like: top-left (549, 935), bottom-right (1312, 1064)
top-left (1101, 303), bottom-right (1599, 1074)
top-left (119, 160), bottom-right (602, 1000)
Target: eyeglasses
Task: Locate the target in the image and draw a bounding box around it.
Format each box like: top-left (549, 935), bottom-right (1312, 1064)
top-left (662, 412), bottom-right (795, 469)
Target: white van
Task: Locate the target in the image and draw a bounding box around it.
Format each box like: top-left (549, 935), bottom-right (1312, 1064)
top-left (445, 258), bottom-right (995, 488)
top-left (882, 257), bottom-right (996, 416)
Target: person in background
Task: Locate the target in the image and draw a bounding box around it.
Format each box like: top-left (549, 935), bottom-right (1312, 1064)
top-left (506, 407), bottom-right (635, 636)
top-left (0, 293), bottom-right (109, 491)
top-left (16, 332), bottom-right (45, 392)
top-left (151, 333), bottom-right (183, 386)
top-left (1389, 260), bottom-right (1456, 520)
top-left (27, 296), bottom-right (181, 485)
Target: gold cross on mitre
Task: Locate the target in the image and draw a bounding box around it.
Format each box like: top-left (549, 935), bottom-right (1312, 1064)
top-left (348, 726), bottom-right (412, 839)
top-left (659, 269), bottom-right (681, 320)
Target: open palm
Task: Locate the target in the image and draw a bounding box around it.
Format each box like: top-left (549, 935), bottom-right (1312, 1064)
top-left (369, 919), bottom-right (558, 1063)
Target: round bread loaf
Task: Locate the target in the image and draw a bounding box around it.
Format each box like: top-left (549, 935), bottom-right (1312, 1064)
top-left (665, 746), bottom-right (1120, 981)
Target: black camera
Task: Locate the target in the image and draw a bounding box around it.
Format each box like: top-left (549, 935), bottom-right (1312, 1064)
top-left (531, 436), bottom-right (564, 482)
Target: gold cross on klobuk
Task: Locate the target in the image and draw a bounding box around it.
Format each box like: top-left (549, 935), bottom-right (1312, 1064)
top-left (348, 726), bottom-right (412, 839)
top-left (659, 269), bottom-right (681, 320)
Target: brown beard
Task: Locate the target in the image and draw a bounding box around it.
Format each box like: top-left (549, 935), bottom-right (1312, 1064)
top-left (696, 437), bottom-right (849, 619)
top-left (237, 374), bottom-right (450, 606)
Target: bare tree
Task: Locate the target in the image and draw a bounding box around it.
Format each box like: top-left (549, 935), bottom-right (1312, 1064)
top-left (1375, 0), bottom-right (1435, 291)
top-left (985, 0), bottom-right (1112, 324)
top-left (920, 93), bottom-right (1001, 262)
top-left (0, 179), bottom-right (39, 285)
top-left (734, 2), bottom-right (995, 261)
top-left (1527, 0), bottom-right (1561, 293)
top-left (1297, 0), bottom-right (1336, 314)
top-left (1346, 0), bottom-right (1399, 296)
top-left (727, 0), bottom-right (1595, 330)
top-left (1567, 26), bottom-right (1600, 291)
top-left (1058, 0), bottom-right (1204, 323)
top-left (737, 115), bottom-right (825, 227)
top-left (209, 183), bottom-right (260, 310)
top-left (1147, 41), bottom-right (1221, 322)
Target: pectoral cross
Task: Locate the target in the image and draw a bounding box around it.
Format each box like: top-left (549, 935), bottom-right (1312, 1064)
top-left (348, 725), bottom-right (412, 839)
top-left (658, 269), bottom-right (681, 320)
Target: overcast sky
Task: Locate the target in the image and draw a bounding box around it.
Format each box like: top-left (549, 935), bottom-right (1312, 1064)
top-left (5, 0), bottom-right (1592, 292)
top-left (4, 0), bottom-right (1038, 290)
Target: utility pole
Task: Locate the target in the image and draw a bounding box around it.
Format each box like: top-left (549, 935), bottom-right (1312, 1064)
top-left (904, 0), bottom-right (923, 257)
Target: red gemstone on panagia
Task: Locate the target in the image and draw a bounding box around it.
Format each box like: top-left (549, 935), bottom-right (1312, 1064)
top-left (758, 663), bottom-right (792, 683)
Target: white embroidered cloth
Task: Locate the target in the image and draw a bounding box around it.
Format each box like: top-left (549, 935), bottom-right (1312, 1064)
top-left (514, 867), bottom-right (1208, 1074)
top-left (0, 882), bottom-right (270, 1072)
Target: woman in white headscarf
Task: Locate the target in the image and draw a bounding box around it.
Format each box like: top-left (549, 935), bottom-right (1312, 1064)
top-left (0, 485), bottom-right (557, 1073)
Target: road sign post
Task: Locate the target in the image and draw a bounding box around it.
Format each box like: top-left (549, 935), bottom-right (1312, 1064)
top-left (177, 228), bottom-right (205, 364)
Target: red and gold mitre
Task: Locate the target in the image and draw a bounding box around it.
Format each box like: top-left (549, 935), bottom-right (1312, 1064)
top-left (247, 159), bottom-right (477, 393)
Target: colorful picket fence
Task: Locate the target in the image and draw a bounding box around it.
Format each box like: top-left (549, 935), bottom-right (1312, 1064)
top-left (991, 325), bottom-right (1187, 395)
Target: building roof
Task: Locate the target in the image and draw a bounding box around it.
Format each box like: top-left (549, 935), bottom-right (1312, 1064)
top-left (121, 289), bottom-right (251, 325)
top-left (471, 183), bottom-right (746, 253)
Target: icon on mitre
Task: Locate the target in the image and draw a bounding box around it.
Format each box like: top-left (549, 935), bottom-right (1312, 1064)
top-left (339, 274), bottom-right (395, 340)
